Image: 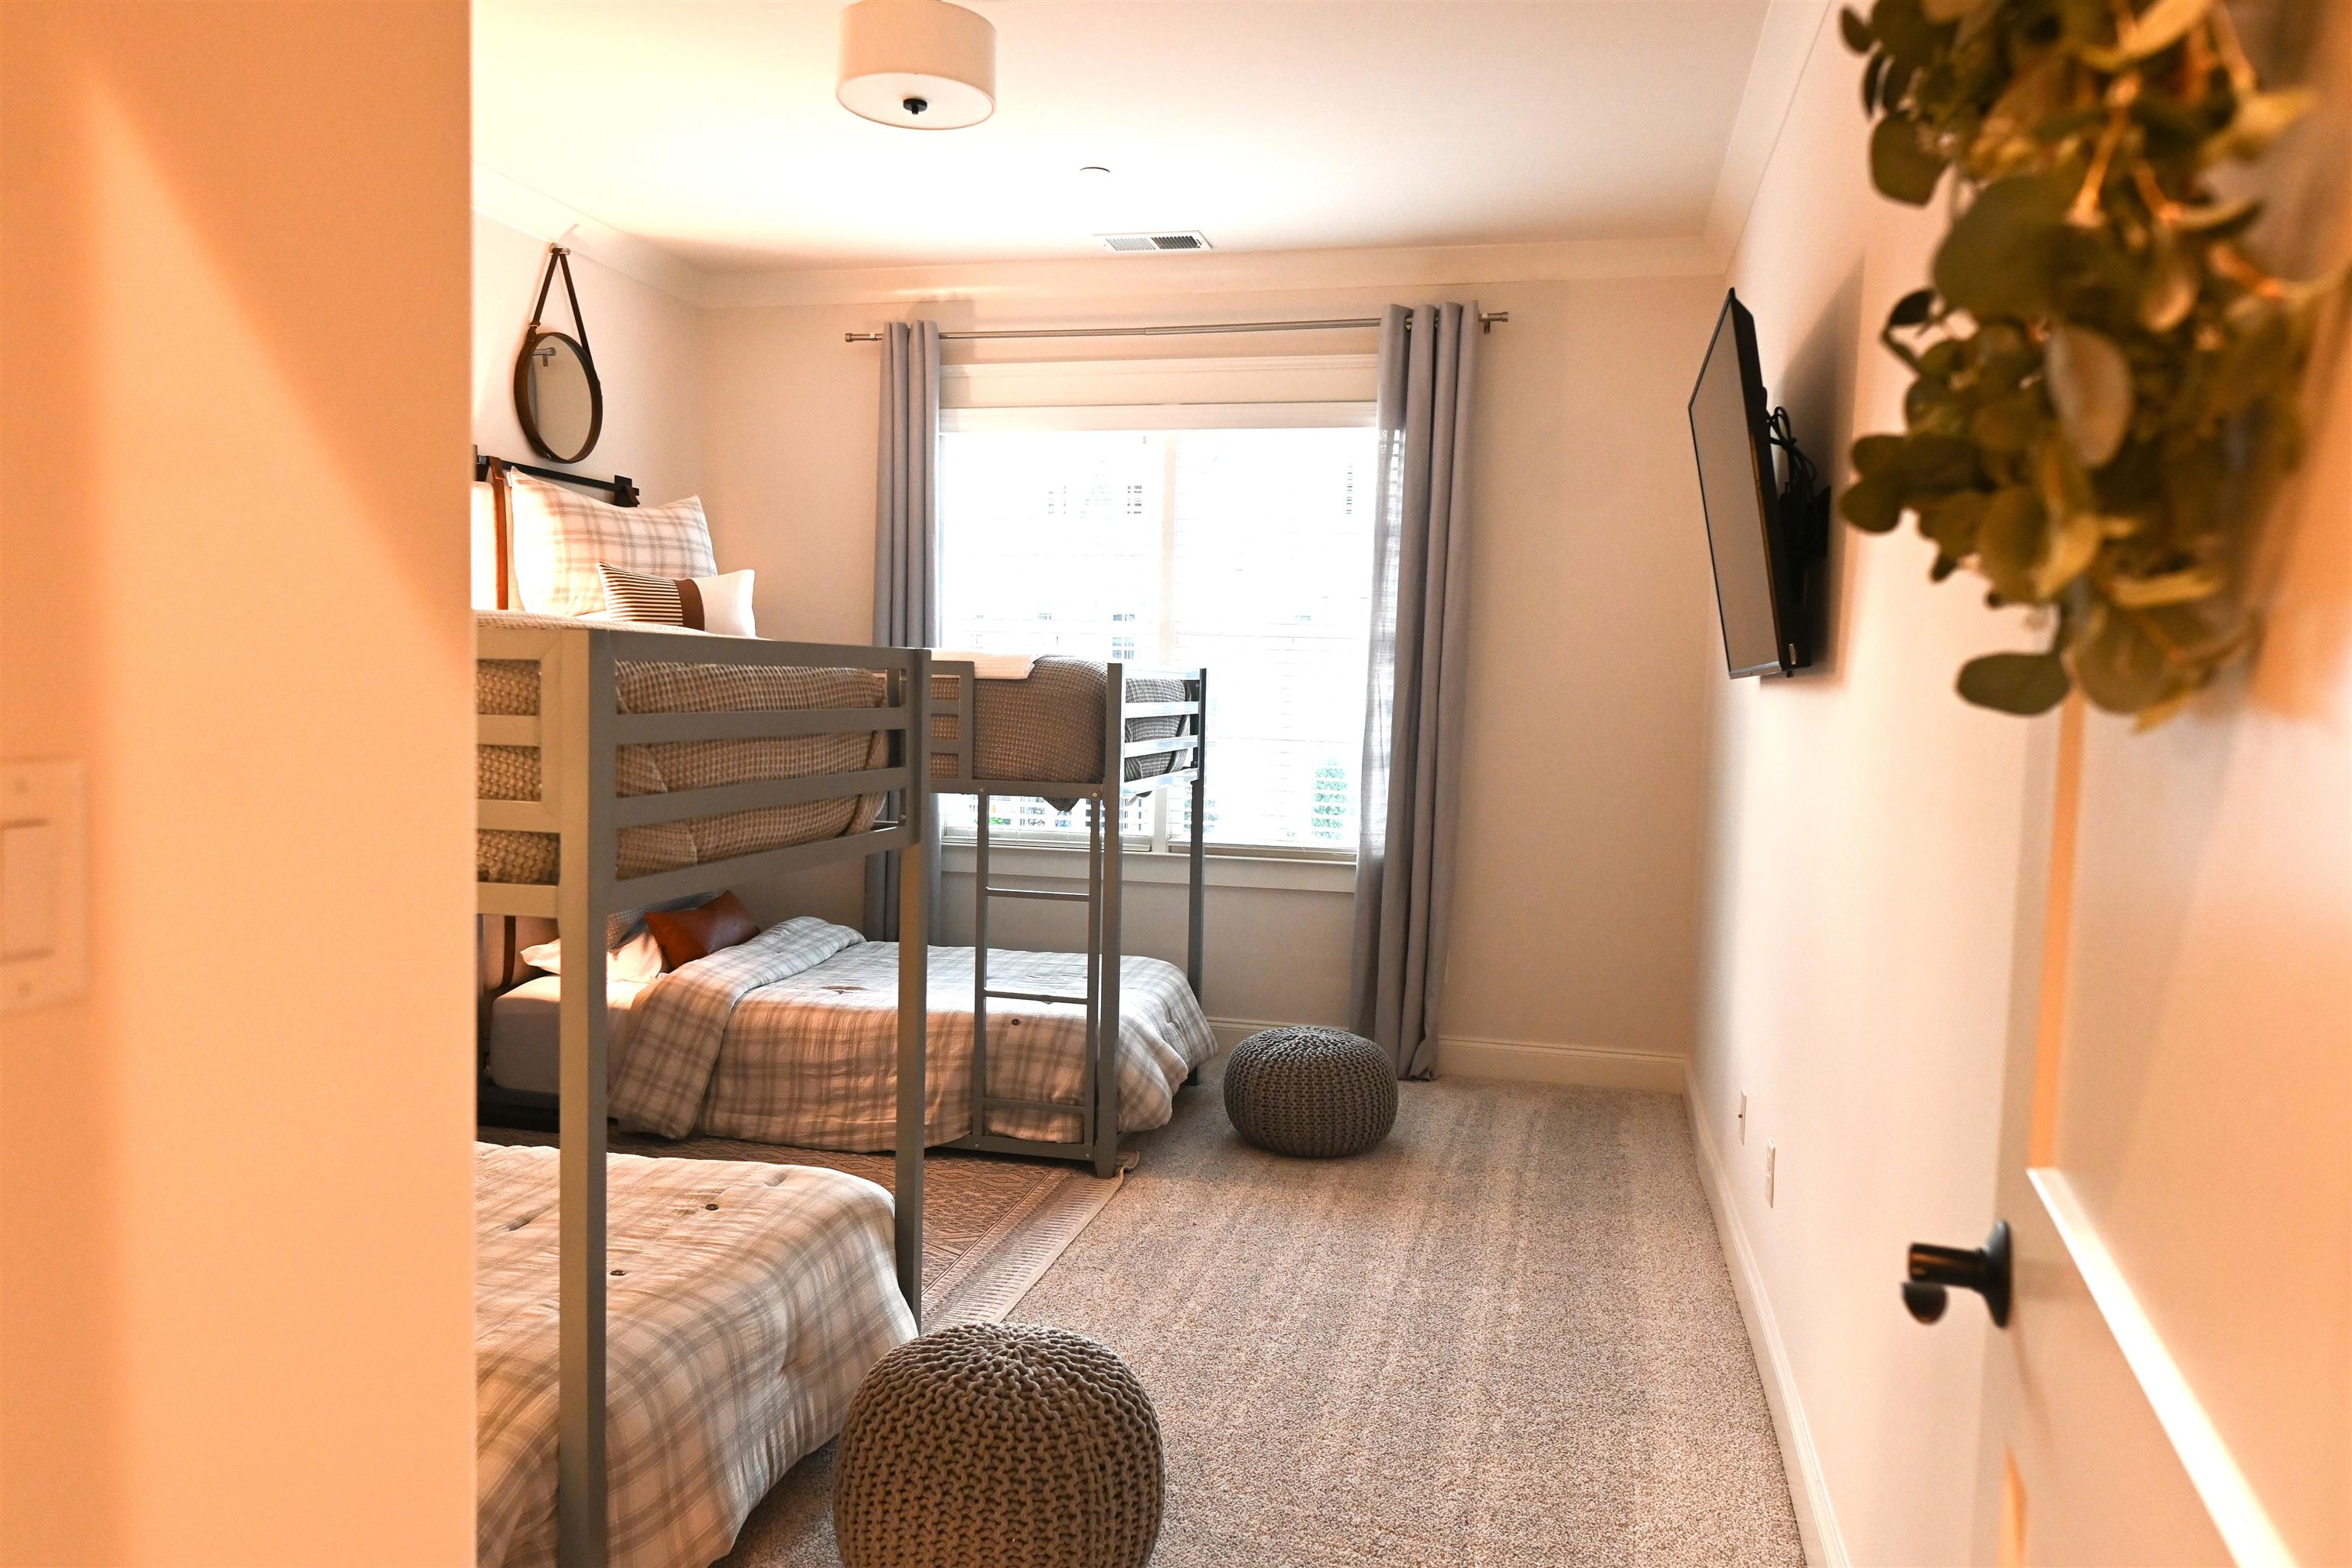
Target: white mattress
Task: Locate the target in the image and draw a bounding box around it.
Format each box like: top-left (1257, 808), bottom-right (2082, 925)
top-left (487, 975), bottom-right (648, 1095)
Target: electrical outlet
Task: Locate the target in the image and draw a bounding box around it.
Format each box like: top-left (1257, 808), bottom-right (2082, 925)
top-left (1766, 1143), bottom-right (1778, 1207)
top-left (1737, 1092), bottom-right (1749, 1144)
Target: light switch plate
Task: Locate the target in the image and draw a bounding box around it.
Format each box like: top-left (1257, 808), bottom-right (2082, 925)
top-left (2, 761), bottom-right (88, 1013)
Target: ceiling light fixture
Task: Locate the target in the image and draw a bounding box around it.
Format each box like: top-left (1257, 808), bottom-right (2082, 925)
top-left (837, 0), bottom-right (996, 130)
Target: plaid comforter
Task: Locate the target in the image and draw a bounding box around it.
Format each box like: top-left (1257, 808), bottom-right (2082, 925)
top-left (609, 918), bottom-right (1217, 1151)
top-left (474, 1142), bottom-right (913, 1568)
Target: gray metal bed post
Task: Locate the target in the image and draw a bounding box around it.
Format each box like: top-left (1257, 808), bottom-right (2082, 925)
top-left (1082, 788), bottom-right (1104, 1162)
top-left (1186, 668), bottom-right (1207, 1004)
top-left (556, 629), bottom-right (618, 1568)
top-left (972, 788), bottom-right (990, 1155)
top-left (1094, 665), bottom-right (1126, 1178)
top-left (894, 649), bottom-right (931, 1321)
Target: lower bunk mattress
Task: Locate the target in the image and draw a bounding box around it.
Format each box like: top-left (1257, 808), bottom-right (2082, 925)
top-left (486, 916), bottom-right (1218, 1150)
top-left (474, 1142), bottom-right (914, 1568)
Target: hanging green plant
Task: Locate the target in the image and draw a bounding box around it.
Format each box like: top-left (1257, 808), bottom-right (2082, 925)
top-left (1839, 0), bottom-right (2339, 724)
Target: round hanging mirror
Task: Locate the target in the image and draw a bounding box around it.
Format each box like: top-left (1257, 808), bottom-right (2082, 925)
top-left (515, 326), bottom-right (602, 462)
top-left (512, 246), bottom-right (604, 463)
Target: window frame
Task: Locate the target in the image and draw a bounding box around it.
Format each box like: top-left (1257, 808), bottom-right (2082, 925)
top-left (936, 355), bottom-right (1379, 875)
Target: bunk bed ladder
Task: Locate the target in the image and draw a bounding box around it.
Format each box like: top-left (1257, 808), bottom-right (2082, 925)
top-left (968, 789), bottom-right (1110, 1167)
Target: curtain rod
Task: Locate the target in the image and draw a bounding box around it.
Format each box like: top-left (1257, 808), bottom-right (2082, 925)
top-left (842, 312), bottom-right (1508, 344)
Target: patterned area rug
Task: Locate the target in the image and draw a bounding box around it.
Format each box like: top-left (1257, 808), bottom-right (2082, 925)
top-left (475, 1128), bottom-right (1126, 1330)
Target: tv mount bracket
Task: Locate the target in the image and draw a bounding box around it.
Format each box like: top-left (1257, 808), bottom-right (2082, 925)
top-left (1765, 407), bottom-right (1828, 560)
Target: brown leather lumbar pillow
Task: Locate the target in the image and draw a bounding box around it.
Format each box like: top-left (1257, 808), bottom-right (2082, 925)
top-left (642, 890), bottom-right (760, 971)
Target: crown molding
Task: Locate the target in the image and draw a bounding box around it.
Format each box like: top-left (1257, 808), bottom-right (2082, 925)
top-left (694, 234), bottom-right (1726, 311)
top-left (1703, 0), bottom-right (1835, 266)
top-left (472, 164), bottom-right (715, 305)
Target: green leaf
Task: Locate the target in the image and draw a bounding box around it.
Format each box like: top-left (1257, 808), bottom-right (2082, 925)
top-left (2105, 565), bottom-right (2227, 606)
top-left (1933, 172), bottom-right (2074, 319)
top-left (1887, 288), bottom-right (1938, 328)
top-left (1899, 432), bottom-right (1983, 489)
top-left (1870, 0), bottom-right (1942, 64)
top-left (1971, 394), bottom-right (2047, 454)
top-left (2082, 0), bottom-right (2213, 65)
top-left (1840, 472), bottom-right (1909, 533)
top-left (1975, 485), bottom-right (2047, 601)
top-left (1841, 6), bottom-right (1876, 52)
top-left (2138, 241), bottom-right (2199, 333)
top-left (1958, 650), bottom-right (2071, 714)
top-left (1916, 489), bottom-right (1990, 557)
top-left (1852, 433), bottom-right (1908, 477)
top-left (2045, 324), bottom-right (2135, 468)
top-left (2069, 608), bottom-right (2172, 713)
top-left (2034, 506), bottom-right (2105, 597)
top-left (1871, 115), bottom-right (1949, 204)
top-left (2207, 90), bottom-right (2317, 163)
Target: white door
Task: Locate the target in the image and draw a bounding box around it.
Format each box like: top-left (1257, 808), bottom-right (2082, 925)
top-left (1913, 222), bottom-right (2352, 1568)
top-left (1883, 16), bottom-right (2352, 1561)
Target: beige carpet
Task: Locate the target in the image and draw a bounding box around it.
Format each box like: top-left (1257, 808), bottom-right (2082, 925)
top-left (479, 1128), bottom-right (1123, 1328)
top-left (724, 1061), bottom-right (1802, 1567)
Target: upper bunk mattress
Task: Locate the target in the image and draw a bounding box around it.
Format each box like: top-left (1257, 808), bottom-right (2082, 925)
top-left (474, 1142), bottom-right (914, 1568)
top-left (478, 610), bottom-right (889, 885)
top-left (929, 656), bottom-right (1192, 789)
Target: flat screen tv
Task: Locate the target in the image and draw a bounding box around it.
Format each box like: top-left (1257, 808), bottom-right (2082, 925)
top-left (1687, 289), bottom-right (1818, 678)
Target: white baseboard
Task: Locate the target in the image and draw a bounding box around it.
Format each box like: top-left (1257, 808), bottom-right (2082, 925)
top-left (1687, 1096), bottom-right (1847, 1567)
top-left (1205, 1022), bottom-right (1685, 1096)
top-left (1441, 1034), bottom-right (1685, 1093)
top-left (1206, 1017), bottom-right (1292, 1052)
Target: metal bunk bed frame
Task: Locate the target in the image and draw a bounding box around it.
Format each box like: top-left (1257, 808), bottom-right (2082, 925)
top-left (474, 460), bottom-right (932, 1568)
top-left (928, 661), bottom-right (1206, 1178)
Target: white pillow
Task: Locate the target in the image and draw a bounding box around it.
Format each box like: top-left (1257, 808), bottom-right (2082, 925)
top-left (519, 926), bottom-right (665, 985)
top-left (592, 564), bottom-right (757, 637)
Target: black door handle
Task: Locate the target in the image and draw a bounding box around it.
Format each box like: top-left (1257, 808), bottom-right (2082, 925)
top-left (1903, 1220), bottom-right (2011, 1328)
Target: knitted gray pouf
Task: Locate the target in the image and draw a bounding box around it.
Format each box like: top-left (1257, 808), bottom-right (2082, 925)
top-left (1223, 1024), bottom-right (1398, 1158)
top-left (832, 1322), bottom-right (1163, 1568)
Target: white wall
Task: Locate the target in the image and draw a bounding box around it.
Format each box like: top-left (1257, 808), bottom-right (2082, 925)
top-left (695, 270), bottom-right (1727, 1070)
top-left (2, 5), bottom-right (477, 1559)
top-left (1687, 11), bottom-right (2049, 1564)
top-left (473, 211), bottom-right (704, 503)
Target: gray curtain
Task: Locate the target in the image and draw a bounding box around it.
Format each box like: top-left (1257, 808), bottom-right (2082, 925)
top-left (864, 320), bottom-right (943, 941)
top-left (1349, 303), bottom-right (1477, 1080)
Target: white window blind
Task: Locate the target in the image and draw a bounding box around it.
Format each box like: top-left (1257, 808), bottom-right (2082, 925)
top-left (936, 403), bottom-right (1376, 857)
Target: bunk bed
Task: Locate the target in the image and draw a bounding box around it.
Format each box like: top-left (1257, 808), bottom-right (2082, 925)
top-left (472, 459), bottom-right (933, 1568)
top-left (926, 656), bottom-right (1207, 1178)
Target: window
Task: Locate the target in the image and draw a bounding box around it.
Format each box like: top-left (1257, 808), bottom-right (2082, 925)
top-left (936, 384), bottom-right (1377, 858)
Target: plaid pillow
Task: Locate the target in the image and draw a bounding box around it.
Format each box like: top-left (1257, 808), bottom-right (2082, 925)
top-left (508, 470), bottom-right (716, 617)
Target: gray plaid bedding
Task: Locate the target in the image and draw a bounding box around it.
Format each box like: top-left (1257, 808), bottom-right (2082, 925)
top-left (929, 658), bottom-right (1192, 792)
top-left (476, 611), bottom-right (888, 885)
top-left (474, 1142), bottom-right (913, 1568)
top-left (607, 918), bottom-right (1217, 1150)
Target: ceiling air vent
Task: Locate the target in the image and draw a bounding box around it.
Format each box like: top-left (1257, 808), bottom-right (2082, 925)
top-left (1098, 231), bottom-right (1213, 253)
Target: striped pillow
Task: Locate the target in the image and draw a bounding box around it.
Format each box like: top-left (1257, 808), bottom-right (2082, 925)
top-left (508, 469), bottom-right (716, 617)
top-left (596, 564), bottom-right (758, 636)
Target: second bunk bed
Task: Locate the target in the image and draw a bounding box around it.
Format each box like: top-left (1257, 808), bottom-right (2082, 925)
top-left (924, 655), bottom-right (1209, 1177)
